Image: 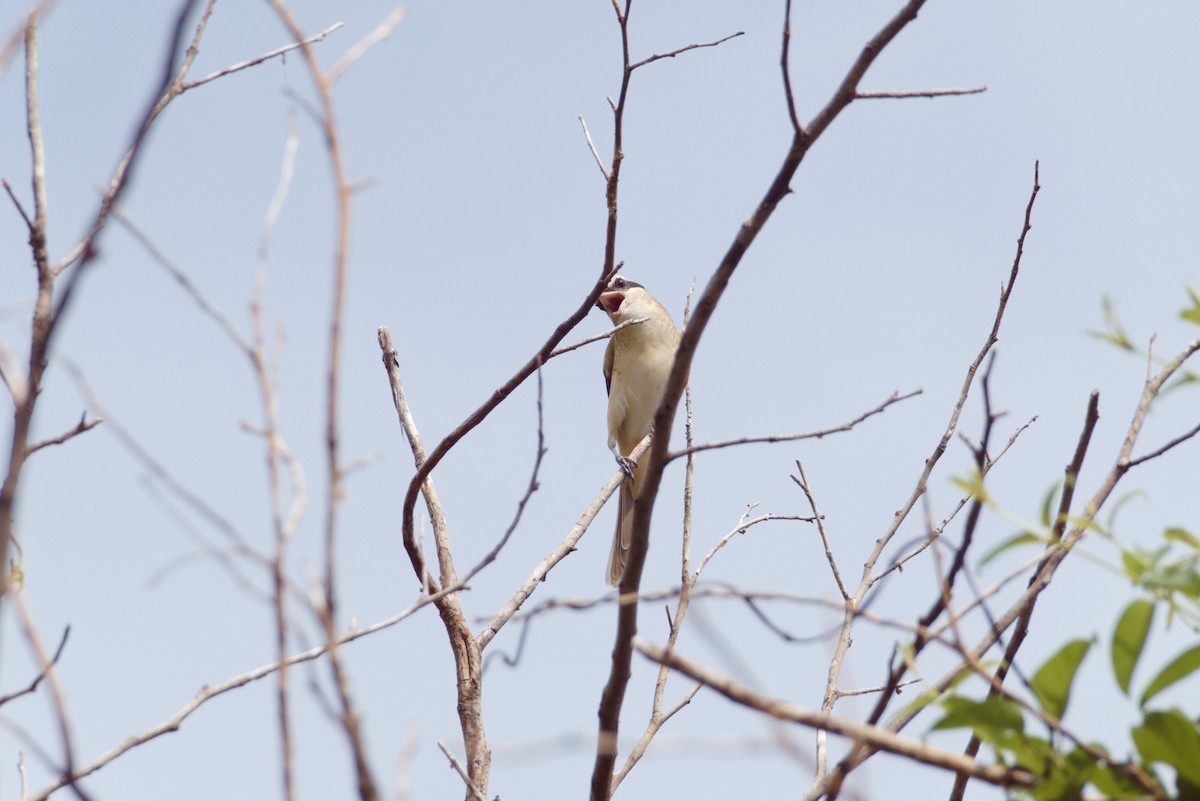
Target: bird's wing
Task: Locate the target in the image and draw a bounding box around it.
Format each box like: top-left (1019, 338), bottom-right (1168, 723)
top-left (603, 336), bottom-right (615, 396)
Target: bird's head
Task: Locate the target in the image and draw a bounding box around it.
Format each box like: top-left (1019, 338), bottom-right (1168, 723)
top-left (597, 276), bottom-right (647, 320)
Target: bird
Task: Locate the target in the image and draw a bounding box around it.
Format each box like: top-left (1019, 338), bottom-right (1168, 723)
top-left (596, 275), bottom-right (682, 586)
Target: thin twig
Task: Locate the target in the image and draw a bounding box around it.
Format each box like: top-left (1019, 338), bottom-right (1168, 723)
top-left (635, 639), bottom-right (1036, 789)
top-left (437, 742), bottom-right (487, 801)
top-left (0, 626), bottom-right (69, 707)
top-left (460, 365), bottom-right (548, 584)
top-left (596, 4), bottom-right (937, 798)
top-left (112, 207), bottom-right (251, 353)
top-left (669, 390), bottom-right (920, 462)
top-left (28, 588), bottom-right (463, 801)
top-left (1126, 418), bottom-right (1200, 468)
top-left (329, 9), bottom-right (405, 84)
top-left (181, 21), bottom-right (345, 93)
top-left (694, 510), bottom-right (811, 577)
top-left (2, 0), bottom-right (207, 604)
top-left (548, 317), bottom-right (645, 359)
top-left (476, 434), bottom-right (653, 651)
top-left (2, 178), bottom-right (34, 229)
top-left (11, 591), bottom-right (90, 801)
top-left (251, 113), bottom-right (305, 801)
top-left (578, 115), bottom-right (609, 181)
top-left (835, 678), bottom-right (922, 699)
top-left (629, 31), bottom-right (744, 71)
top-left (780, 0), bottom-right (800, 132)
top-left (792, 462), bottom-right (848, 600)
top-left (23, 415), bottom-right (102, 456)
top-left (847, 340), bottom-right (1200, 799)
top-left (856, 86), bottom-right (986, 99)
top-left (264, 4), bottom-right (381, 798)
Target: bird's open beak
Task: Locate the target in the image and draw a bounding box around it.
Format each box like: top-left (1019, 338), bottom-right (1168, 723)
top-left (598, 291), bottom-right (625, 314)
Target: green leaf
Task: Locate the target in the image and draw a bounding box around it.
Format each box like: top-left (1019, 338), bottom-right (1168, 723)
top-left (1132, 709), bottom-right (1200, 786)
top-left (978, 531), bottom-right (1043, 569)
top-left (1152, 565), bottom-right (1200, 601)
top-left (896, 665), bottom-right (976, 722)
top-left (1039, 483), bottom-right (1060, 528)
top-left (1031, 638), bottom-right (1093, 719)
top-left (1179, 773), bottom-right (1200, 801)
top-left (1165, 527), bottom-right (1200, 550)
top-left (1112, 599), bottom-right (1155, 694)
top-left (1091, 761), bottom-right (1157, 800)
top-left (1181, 286), bottom-right (1200, 326)
top-left (1104, 489), bottom-right (1146, 535)
top-left (931, 695), bottom-right (1024, 735)
top-left (1140, 644), bottom-right (1200, 706)
top-left (1165, 370), bottom-right (1200, 396)
top-left (1031, 747), bottom-right (1097, 801)
top-left (951, 469), bottom-right (990, 504)
top-left (1087, 295), bottom-right (1135, 350)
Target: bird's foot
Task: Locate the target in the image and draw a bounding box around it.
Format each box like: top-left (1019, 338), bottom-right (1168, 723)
top-left (615, 455), bottom-right (637, 480)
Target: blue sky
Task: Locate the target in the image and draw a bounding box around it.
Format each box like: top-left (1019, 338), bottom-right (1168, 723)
top-left (1, 1), bottom-right (1198, 799)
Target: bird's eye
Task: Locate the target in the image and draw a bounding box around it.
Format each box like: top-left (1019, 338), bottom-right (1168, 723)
top-left (614, 278), bottom-right (626, 288)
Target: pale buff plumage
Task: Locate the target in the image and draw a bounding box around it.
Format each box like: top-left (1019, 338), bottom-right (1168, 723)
top-left (598, 277), bottom-right (681, 586)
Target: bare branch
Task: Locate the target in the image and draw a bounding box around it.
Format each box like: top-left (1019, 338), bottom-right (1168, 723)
top-left (694, 509), bottom-right (811, 577)
top-left (477, 434), bottom-right (653, 651)
top-left (809, 163), bottom-right (1042, 801)
top-left (0, 625), bottom-right (69, 707)
top-left (629, 31), bottom-right (744, 71)
top-left (329, 9), bottom-right (405, 84)
top-left (0, 1), bottom-right (58, 82)
top-left (249, 117), bottom-right (306, 801)
top-left (2, 178), bottom-right (34, 230)
top-left (839, 336), bottom-right (1200, 798)
top-left (668, 390), bottom-right (920, 462)
top-left (377, 326), bottom-right (445, 591)
top-left (597, 5), bottom-right (938, 798)
top-left (856, 86), bottom-right (986, 99)
top-left (28, 589), bottom-right (462, 801)
top-left (792, 462), bottom-right (848, 600)
top-left (578, 115), bottom-right (610, 182)
top-left (437, 742), bottom-right (487, 801)
top-left (835, 678), bottom-right (921, 699)
top-left (461, 367), bottom-right (548, 584)
top-left (10, 591), bottom-right (89, 801)
top-left (1126, 414), bottom-right (1200, 467)
top-left (52, 0), bottom-right (211, 277)
top-left (262, 3), bottom-right (381, 796)
top-left (181, 21), bottom-right (345, 93)
top-left (23, 414), bottom-right (102, 456)
top-left (635, 639), bottom-right (1036, 790)
top-left (112, 207), bottom-right (252, 355)
top-left (549, 317), bottom-right (645, 359)
top-left (780, 0), bottom-right (800, 132)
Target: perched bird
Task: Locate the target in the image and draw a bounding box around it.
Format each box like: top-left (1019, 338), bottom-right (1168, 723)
top-left (597, 276), bottom-right (682, 586)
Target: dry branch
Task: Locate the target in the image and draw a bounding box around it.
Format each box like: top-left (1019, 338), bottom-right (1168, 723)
top-left (28, 592), bottom-right (461, 801)
top-left (635, 639), bottom-right (1037, 790)
top-left (594, 2), bottom-right (945, 797)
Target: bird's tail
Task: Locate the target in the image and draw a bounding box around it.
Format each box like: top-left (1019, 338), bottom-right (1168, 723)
top-left (606, 477), bottom-right (635, 587)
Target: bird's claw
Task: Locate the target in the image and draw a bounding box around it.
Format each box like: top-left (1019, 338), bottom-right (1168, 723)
top-left (615, 455), bottom-right (637, 480)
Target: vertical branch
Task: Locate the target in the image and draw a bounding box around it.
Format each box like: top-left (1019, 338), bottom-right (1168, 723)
top-left (255, 118), bottom-right (302, 801)
top-left (266, 5), bottom-right (379, 800)
top-left (594, 3), bottom-right (931, 799)
top-left (0, 11), bottom-right (50, 596)
top-left (590, 4), bottom-right (640, 796)
top-left (1, 0), bottom-right (206, 597)
top-left (814, 163), bottom-right (1040, 801)
top-left (612, 288), bottom-right (701, 791)
top-left (780, 0), bottom-right (801, 132)
top-left (10, 591), bottom-right (89, 801)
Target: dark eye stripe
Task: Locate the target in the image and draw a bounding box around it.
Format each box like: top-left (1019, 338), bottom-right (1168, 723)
top-left (609, 277), bottom-right (643, 291)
